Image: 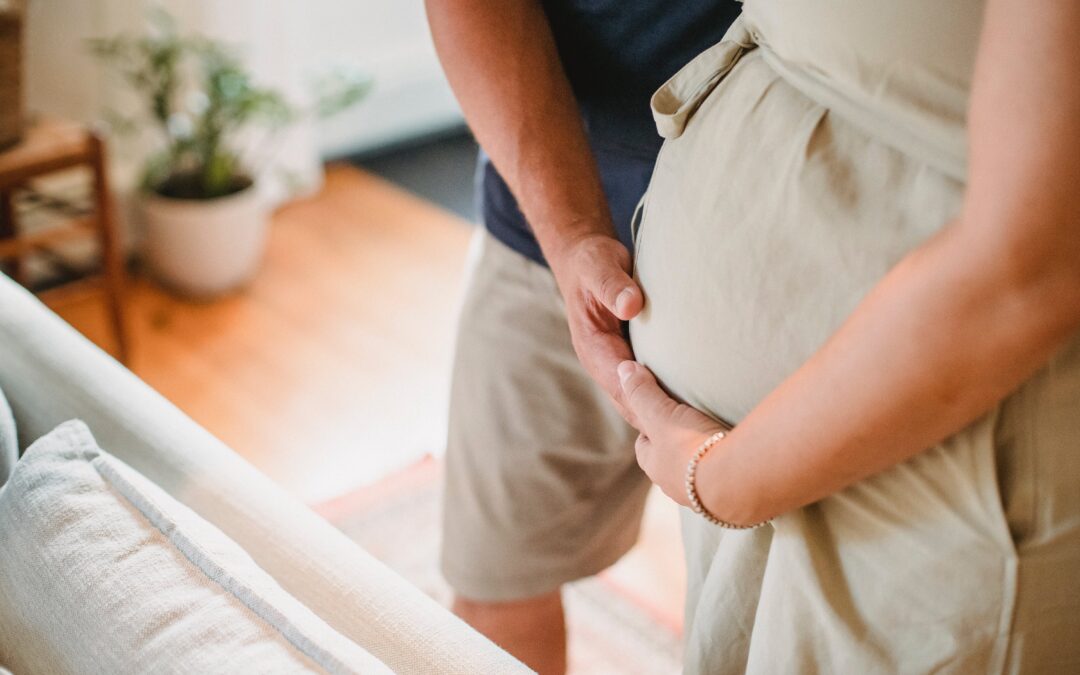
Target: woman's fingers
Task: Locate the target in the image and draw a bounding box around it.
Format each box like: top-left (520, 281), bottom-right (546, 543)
top-left (618, 360), bottom-right (680, 433)
top-left (620, 364), bottom-right (726, 507)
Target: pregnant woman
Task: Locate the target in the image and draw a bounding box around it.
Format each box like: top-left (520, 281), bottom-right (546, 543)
top-left (619, 1), bottom-right (1080, 672)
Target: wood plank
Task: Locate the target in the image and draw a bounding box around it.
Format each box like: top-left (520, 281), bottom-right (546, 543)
top-left (0, 214), bottom-right (97, 258)
top-left (0, 118), bottom-right (92, 188)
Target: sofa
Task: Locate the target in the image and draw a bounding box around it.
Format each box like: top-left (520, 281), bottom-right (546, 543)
top-left (0, 272), bottom-right (529, 674)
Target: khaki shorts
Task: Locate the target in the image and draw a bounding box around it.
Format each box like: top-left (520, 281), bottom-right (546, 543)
top-left (440, 231), bottom-right (649, 602)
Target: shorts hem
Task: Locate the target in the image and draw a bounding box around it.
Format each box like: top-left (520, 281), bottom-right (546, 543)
top-left (440, 543), bottom-right (634, 603)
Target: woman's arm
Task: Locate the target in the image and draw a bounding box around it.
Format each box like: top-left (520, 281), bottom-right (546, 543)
top-left (623, 0), bottom-right (1080, 525)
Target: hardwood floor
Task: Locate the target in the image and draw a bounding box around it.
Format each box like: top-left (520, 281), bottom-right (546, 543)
top-left (47, 163), bottom-right (685, 628)
top-left (50, 165), bottom-right (473, 502)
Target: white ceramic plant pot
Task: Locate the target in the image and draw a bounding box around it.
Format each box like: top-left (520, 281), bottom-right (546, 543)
top-left (141, 185), bottom-right (268, 298)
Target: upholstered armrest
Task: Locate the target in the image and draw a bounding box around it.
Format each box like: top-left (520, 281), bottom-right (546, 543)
top-left (0, 275), bottom-right (529, 675)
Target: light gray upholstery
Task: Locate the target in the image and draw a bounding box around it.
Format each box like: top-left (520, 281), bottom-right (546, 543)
top-left (0, 273), bottom-right (529, 675)
top-left (0, 383), bottom-right (14, 487)
top-left (0, 420), bottom-right (393, 674)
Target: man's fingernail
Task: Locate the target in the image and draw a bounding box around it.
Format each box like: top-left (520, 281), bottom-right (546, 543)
top-left (618, 361), bottom-right (636, 385)
top-left (616, 288), bottom-right (634, 313)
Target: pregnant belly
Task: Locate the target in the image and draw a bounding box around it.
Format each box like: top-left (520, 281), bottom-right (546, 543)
top-left (628, 52), bottom-right (961, 424)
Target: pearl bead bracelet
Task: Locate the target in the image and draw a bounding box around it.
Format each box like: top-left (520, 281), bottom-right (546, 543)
top-left (685, 430), bottom-right (772, 529)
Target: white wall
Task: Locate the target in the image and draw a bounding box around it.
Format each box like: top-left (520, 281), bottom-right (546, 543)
top-left (293, 1), bottom-right (464, 158)
top-left (22, 0), bottom-right (108, 125)
top-left (23, 0), bottom-right (462, 175)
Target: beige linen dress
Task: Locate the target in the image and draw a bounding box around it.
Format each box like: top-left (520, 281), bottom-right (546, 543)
top-left (629, 2), bottom-right (1080, 673)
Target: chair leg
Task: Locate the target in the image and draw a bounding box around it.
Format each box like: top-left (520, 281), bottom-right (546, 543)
top-left (90, 134), bottom-right (131, 364)
top-left (0, 190), bottom-right (26, 285)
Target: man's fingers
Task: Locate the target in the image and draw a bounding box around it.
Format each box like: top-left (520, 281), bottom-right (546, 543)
top-left (582, 252), bottom-right (643, 321)
top-left (612, 281), bottom-right (644, 321)
top-left (576, 329), bottom-right (639, 426)
top-left (634, 433), bottom-right (651, 457)
top-left (612, 398), bottom-right (640, 429)
top-left (617, 360), bottom-right (679, 433)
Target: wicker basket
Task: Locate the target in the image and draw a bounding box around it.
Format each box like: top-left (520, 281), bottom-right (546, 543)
top-left (0, 2), bottom-right (24, 151)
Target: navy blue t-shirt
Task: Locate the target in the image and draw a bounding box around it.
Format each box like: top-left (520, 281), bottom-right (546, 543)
top-left (481, 1), bottom-right (742, 265)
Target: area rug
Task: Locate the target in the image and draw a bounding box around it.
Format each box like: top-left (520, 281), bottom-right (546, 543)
top-left (314, 456), bottom-right (682, 674)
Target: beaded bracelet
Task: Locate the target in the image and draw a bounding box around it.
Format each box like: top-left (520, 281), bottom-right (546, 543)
top-left (685, 430), bottom-right (772, 530)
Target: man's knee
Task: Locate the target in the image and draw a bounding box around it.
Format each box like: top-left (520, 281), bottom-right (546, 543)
top-left (451, 589), bottom-right (567, 645)
top-left (452, 590), bottom-right (567, 674)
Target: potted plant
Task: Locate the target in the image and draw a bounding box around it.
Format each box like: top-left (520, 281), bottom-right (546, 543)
top-left (89, 12), bottom-right (369, 298)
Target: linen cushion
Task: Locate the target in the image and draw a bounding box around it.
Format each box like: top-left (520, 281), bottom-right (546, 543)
top-left (0, 420), bottom-right (391, 674)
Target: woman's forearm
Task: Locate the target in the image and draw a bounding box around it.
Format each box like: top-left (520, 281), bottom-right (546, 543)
top-left (698, 217), bottom-right (1080, 525)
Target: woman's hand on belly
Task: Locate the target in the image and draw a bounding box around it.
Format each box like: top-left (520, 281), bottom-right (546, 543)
top-left (618, 360), bottom-right (729, 508)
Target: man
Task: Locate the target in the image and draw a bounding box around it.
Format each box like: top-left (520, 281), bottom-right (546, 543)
top-left (426, 2), bottom-right (740, 672)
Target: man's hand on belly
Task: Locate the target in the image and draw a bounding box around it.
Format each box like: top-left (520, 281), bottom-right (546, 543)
top-left (548, 233), bottom-right (644, 426)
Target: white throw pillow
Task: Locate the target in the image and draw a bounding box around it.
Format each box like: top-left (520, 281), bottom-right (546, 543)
top-left (0, 420), bottom-right (391, 674)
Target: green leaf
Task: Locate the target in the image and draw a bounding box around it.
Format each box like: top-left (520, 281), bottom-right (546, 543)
top-left (311, 67), bottom-right (373, 119)
top-left (87, 6), bottom-right (355, 200)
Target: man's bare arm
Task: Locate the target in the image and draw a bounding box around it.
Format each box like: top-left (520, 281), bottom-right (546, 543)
top-left (426, 0), bottom-right (644, 417)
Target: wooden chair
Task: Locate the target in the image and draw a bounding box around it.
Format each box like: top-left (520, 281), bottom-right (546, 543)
top-left (0, 117), bottom-right (129, 363)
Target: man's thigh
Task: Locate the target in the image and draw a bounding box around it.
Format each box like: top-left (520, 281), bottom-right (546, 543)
top-left (441, 231), bottom-right (649, 602)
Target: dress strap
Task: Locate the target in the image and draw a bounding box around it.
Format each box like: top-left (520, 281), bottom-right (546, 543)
top-left (650, 16), bottom-right (756, 140)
